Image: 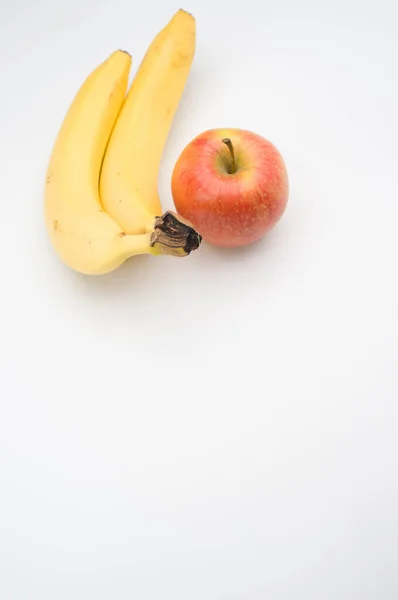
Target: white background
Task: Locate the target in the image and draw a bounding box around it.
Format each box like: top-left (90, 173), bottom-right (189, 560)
top-left (1, 0), bottom-right (397, 598)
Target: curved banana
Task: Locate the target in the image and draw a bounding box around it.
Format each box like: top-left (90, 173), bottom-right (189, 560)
top-left (44, 50), bottom-right (200, 275)
top-left (99, 9), bottom-right (196, 234)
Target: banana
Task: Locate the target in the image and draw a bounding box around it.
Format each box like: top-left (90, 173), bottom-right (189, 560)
top-left (99, 9), bottom-right (196, 234)
top-left (44, 49), bottom-right (201, 276)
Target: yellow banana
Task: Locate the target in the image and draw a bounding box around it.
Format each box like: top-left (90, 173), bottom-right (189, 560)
top-left (44, 49), bottom-right (201, 276)
top-left (99, 9), bottom-right (196, 234)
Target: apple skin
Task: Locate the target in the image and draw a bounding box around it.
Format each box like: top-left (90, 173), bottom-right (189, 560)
top-left (171, 128), bottom-right (289, 248)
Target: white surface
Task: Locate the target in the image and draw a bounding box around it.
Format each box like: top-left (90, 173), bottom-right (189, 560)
top-left (1, 0), bottom-right (398, 598)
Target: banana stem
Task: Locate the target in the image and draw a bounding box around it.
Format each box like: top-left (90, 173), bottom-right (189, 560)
top-left (118, 211), bottom-right (201, 259)
top-left (150, 211), bottom-right (202, 257)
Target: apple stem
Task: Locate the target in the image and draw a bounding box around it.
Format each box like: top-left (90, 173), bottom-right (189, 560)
top-left (222, 137), bottom-right (236, 174)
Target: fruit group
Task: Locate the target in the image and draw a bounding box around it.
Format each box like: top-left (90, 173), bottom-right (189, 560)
top-left (100, 9), bottom-right (196, 235)
top-left (171, 128), bottom-right (289, 247)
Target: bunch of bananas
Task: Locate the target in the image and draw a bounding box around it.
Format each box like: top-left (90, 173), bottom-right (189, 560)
top-left (44, 10), bottom-right (201, 275)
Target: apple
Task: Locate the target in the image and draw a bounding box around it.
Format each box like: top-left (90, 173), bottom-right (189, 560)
top-left (171, 128), bottom-right (289, 247)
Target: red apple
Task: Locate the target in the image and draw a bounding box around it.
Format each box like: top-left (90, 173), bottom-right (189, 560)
top-left (171, 128), bottom-right (289, 247)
